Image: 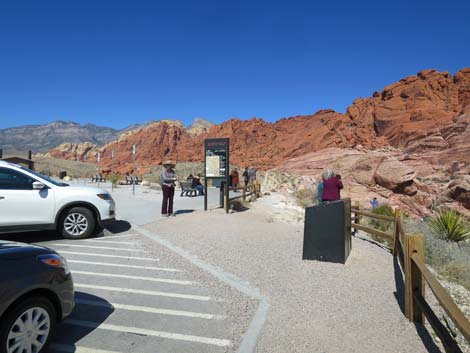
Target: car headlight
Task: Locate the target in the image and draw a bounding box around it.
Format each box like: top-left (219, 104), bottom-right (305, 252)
top-left (38, 254), bottom-right (70, 275)
top-left (97, 193), bottom-right (113, 201)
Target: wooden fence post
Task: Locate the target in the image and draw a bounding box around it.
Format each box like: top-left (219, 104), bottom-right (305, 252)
top-left (353, 201), bottom-right (360, 235)
top-left (392, 208), bottom-right (401, 257)
top-left (405, 233), bottom-right (425, 323)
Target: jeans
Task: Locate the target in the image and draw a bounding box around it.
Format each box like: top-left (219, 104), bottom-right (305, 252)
top-left (162, 185), bottom-right (175, 214)
top-left (195, 184), bottom-right (204, 195)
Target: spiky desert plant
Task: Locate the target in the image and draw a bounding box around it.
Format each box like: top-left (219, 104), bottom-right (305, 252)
top-left (428, 208), bottom-right (470, 243)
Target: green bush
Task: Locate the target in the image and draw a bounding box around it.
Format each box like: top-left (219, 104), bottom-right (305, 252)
top-left (369, 204), bottom-right (395, 232)
top-left (107, 174), bottom-right (120, 185)
top-left (428, 208), bottom-right (470, 243)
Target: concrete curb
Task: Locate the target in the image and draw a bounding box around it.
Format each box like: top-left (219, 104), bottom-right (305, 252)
top-left (130, 222), bottom-right (269, 353)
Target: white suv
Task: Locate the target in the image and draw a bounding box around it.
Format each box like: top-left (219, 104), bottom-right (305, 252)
top-left (0, 160), bottom-right (116, 239)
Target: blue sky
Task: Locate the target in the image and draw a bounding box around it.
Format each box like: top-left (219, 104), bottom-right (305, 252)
top-left (0, 0), bottom-right (469, 130)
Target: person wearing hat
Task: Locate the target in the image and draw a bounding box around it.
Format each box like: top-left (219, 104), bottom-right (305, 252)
top-left (161, 160), bottom-right (177, 216)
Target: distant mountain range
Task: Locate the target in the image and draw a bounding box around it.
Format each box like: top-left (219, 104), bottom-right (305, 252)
top-left (0, 119), bottom-right (214, 154)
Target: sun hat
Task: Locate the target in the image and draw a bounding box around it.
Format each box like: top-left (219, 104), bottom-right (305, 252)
top-left (163, 160), bottom-right (176, 167)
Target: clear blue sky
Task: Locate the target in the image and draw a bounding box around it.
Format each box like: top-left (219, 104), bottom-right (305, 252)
top-left (0, 0), bottom-right (469, 130)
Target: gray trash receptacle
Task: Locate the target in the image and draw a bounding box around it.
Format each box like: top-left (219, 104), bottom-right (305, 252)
top-left (302, 198), bottom-right (351, 264)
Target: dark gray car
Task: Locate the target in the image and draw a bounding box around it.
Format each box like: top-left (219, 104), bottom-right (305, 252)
top-left (0, 241), bottom-right (74, 353)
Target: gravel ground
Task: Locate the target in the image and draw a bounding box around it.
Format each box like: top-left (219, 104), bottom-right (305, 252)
top-left (142, 198), bottom-right (446, 353)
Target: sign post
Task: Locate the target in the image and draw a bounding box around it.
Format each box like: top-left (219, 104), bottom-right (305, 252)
top-left (132, 144), bottom-right (136, 196)
top-left (97, 152), bottom-right (101, 188)
top-left (204, 138), bottom-right (230, 213)
top-left (111, 149), bottom-right (115, 191)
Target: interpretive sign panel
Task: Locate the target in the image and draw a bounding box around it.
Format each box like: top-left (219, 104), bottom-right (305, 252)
top-left (204, 138), bottom-right (229, 178)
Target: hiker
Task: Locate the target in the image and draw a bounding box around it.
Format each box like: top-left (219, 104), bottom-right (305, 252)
top-left (321, 169), bottom-right (343, 202)
top-left (317, 177), bottom-right (324, 204)
top-left (370, 197), bottom-right (379, 209)
top-left (231, 169), bottom-right (239, 189)
top-left (160, 160), bottom-right (177, 217)
top-left (248, 167), bottom-right (257, 184)
top-left (187, 174), bottom-right (193, 181)
top-left (242, 167), bottom-right (249, 186)
top-left (191, 174), bottom-right (204, 196)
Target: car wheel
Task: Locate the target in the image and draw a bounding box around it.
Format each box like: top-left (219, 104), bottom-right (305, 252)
top-left (60, 207), bottom-right (96, 239)
top-left (0, 297), bottom-right (56, 353)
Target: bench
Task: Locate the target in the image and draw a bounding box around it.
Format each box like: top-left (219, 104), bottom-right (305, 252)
top-left (91, 175), bottom-right (105, 182)
top-left (180, 181), bottom-right (197, 197)
top-left (126, 176), bottom-right (142, 185)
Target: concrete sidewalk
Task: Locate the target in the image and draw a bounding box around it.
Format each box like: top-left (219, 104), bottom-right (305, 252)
top-left (140, 206), bottom-right (442, 353)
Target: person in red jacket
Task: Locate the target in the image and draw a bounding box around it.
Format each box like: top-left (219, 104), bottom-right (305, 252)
top-left (321, 169), bottom-right (343, 202)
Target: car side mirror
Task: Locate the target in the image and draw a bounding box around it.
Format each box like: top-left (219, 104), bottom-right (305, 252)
top-left (32, 181), bottom-right (46, 190)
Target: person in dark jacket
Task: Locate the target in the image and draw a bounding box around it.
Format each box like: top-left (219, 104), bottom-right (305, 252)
top-left (191, 174), bottom-right (204, 195)
top-left (321, 169), bottom-right (343, 202)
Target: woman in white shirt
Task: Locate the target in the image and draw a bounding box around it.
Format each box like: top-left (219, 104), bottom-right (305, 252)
top-left (161, 160), bottom-right (177, 217)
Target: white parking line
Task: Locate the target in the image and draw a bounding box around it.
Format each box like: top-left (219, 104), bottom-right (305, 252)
top-left (75, 283), bottom-right (210, 301)
top-left (67, 260), bottom-right (179, 272)
top-left (79, 239), bottom-right (136, 245)
top-left (49, 243), bottom-right (146, 252)
top-left (72, 270), bottom-right (193, 285)
top-left (89, 233), bottom-right (140, 240)
top-left (58, 251), bottom-right (159, 262)
top-left (64, 319), bottom-right (231, 347)
top-left (49, 344), bottom-right (123, 353)
top-left (75, 298), bottom-right (224, 320)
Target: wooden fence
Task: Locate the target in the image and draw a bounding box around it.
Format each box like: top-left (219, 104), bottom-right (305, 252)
top-left (227, 182), bottom-right (262, 205)
top-left (352, 203), bottom-right (470, 352)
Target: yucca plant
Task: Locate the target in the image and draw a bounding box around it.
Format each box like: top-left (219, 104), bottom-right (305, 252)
top-left (428, 208), bottom-right (470, 243)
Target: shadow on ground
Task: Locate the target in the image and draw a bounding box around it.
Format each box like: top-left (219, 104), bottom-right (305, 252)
top-left (392, 257), bottom-right (441, 353)
top-left (174, 209), bottom-right (195, 215)
top-left (0, 219), bottom-right (131, 243)
top-left (52, 292), bottom-right (114, 349)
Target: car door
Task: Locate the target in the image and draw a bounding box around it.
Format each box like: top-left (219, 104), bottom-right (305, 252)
top-left (0, 167), bottom-right (56, 227)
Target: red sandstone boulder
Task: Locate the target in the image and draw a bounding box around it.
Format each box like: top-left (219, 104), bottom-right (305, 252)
top-left (374, 158), bottom-right (417, 194)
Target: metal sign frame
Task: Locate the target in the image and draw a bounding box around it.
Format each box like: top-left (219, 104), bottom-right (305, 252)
top-left (204, 138), bottom-right (229, 212)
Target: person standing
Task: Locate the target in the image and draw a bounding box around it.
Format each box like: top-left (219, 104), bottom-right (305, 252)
top-left (161, 160), bottom-right (177, 217)
top-left (321, 169), bottom-right (343, 202)
top-left (242, 167), bottom-right (249, 187)
top-left (231, 169), bottom-right (239, 189)
top-left (370, 197), bottom-right (379, 209)
top-left (317, 177), bottom-right (324, 204)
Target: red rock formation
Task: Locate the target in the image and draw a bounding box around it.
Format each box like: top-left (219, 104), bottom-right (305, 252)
top-left (46, 68), bottom-right (470, 213)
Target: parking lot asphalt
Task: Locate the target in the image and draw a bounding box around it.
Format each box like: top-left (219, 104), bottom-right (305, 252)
top-left (0, 227), bottom-right (250, 353)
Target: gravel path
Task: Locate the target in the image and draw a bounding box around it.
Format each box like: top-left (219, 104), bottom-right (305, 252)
top-left (142, 198), bottom-right (443, 353)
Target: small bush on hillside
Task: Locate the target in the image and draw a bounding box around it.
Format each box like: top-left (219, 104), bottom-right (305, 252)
top-left (369, 204), bottom-right (395, 232)
top-left (293, 188), bottom-right (317, 208)
top-left (405, 219), bottom-right (470, 291)
top-left (428, 208), bottom-right (470, 243)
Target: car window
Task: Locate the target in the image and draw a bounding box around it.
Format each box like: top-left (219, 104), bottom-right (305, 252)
top-left (0, 167), bottom-right (36, 190)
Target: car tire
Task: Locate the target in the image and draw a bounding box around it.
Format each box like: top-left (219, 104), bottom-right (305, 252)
top-left (60, 207), bottom-right (96, 239)
top-left (0, 297), bottom-right (57, 353)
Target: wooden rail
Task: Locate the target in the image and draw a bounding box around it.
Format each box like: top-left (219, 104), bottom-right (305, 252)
top-left (351, 202), bottom-right (470, 351)
top-left (228, 182), bottom-right (261, 202)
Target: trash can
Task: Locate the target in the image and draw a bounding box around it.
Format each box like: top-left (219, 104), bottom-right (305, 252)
top-left (302, 198), bottom-right (352, 264)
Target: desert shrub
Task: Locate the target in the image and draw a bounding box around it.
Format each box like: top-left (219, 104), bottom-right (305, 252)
top-left (107, 174), bottom-right (120, 185)
top-left (369, 204), bottom-right (395, 232)
top-left (428, 208), bottom-right (470, 243)
top-left (404, 219), bottom-right (470, 291)
top-left (293, 188), bottom-right (316, 208)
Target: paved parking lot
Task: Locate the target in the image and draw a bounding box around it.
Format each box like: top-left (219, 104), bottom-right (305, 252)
top-left (23, 228), bottom-right (241, 353)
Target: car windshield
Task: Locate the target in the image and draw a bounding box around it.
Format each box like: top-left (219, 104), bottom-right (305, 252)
top-left (19, 166), bottom-right (67, 187)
